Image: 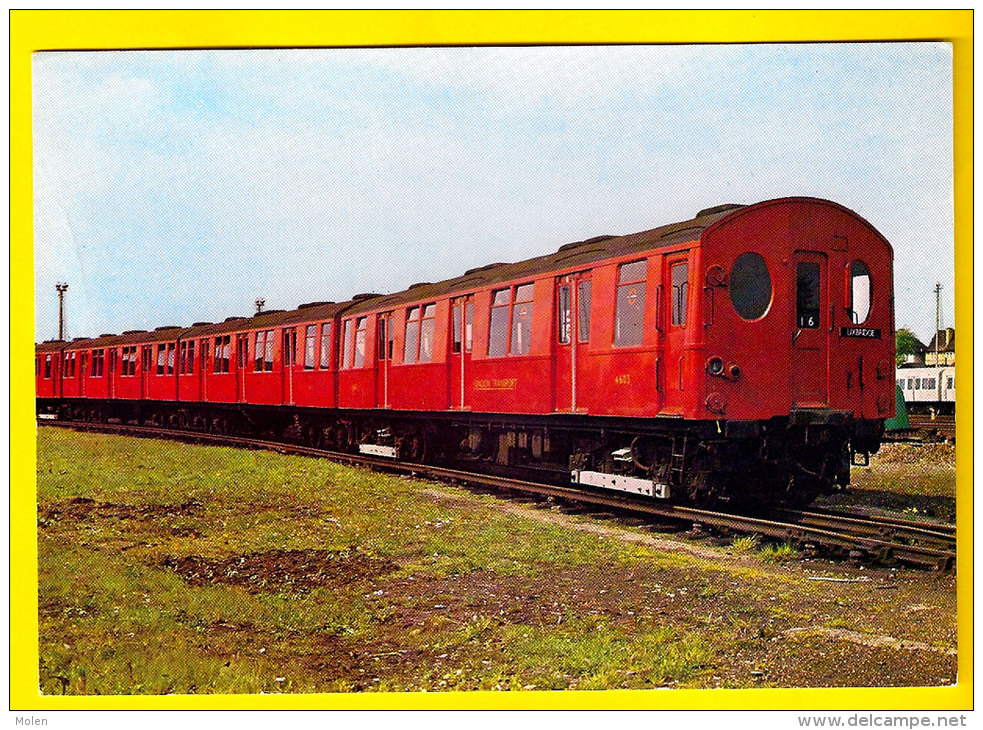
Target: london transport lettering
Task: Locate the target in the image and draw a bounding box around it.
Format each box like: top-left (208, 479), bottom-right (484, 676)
top-left (840, 327), bottom-right (882, 339)
top-left (474, 378), bottom-right (518, 391)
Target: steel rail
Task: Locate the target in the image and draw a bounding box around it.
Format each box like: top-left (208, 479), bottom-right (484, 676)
top-left (39, 419), bottom-right (956, 570)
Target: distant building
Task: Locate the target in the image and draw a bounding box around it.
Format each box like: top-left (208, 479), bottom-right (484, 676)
top-left (925, 327), bottom-right (956, 366)
top-left (898, 334), bottom-right (928, 367)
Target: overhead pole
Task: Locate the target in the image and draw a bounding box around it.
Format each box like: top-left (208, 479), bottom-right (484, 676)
top-left (55, 282), bottom-right (69, 340)
top-left (934, 282), bottom-right (942, 368)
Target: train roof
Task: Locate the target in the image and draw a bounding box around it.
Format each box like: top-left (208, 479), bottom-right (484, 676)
top-left (342, 203), bottom-right (746, 315)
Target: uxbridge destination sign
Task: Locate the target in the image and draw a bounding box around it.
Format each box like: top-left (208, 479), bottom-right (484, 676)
top-left (840, 327), bottom-right (882, 339)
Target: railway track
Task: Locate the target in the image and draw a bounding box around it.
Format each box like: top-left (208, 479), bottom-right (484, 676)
top-left (39, 418), bottom-right (957, 571)
top-left (885, 414), bottom-right (956, 443)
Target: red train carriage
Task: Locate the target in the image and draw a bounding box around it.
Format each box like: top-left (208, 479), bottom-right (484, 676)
top-left (36, 197), bottom-right (894, 507)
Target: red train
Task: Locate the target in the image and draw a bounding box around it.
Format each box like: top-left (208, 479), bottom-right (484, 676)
top-left (36, 197), bottom-right (895, 506)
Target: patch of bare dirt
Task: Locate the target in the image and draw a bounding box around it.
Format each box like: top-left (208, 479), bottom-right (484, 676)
top-left (874, 442), bottom-right (955, 467)
top-left (161, 549), bottom-right (396, 594)
top-left (39, 497), bottom-right (203, 524)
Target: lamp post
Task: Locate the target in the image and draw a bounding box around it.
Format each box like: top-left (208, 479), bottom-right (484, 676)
top-left (55, 282), bottom-right (69, 340)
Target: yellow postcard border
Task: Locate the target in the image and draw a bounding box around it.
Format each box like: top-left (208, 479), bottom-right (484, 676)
top-left (11, 9), bottom-right (973, 711)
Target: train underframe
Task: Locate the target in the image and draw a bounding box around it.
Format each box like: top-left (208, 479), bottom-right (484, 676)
top-left (38, 397), bottom-right (883, 509)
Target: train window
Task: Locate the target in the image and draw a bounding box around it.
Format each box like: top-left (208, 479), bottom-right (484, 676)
top-left (948, 376), bottom-right (954, 390)
top-left (404, 307), bottom-right (420, 364)
top-left (166, 344), bottom-right (176, 375)
top-left (354, 317), bottom-right (367, 368)
top-left (730, 252), bottom-right (772, 321)
top-left (848, 260), bottom-right (872, 325)
top-left (44, 355), bottom-right (51, 379)
top-left (304, 325), bottom-right (317, 369)
top-left (465, 301), bottom-right (474, 352)
top-left (92, 349), bottom-right (105, 377)
top-left (343, 319), bottom-right (356, 369)
top-left (671, 262), bottom-right (689, 326)
top-left (452, 304), bottom-right (462, 353)
top-left (157, 345), bottom-right (166, 375)
top-left (214, 335), bottom-right (231, 374)
top-left (419, 305), bottom-right (436, 363)
top-left (557, 285), bottom-right (571, 344)
top-left (320, 323), bottom-right (332, 369)
top-left (511, 285), bottom-right (534, 356)
top-left (263, 330), bottom-right (274, 371)
top-left (796, 262), bottom-right (821, 329)
top-left (924, 378), bottom-right (934, 389)
top-left (488, 289), bottom-right (510, 357)
top-left (615, 260), bottom-right (647, 346)
top-left (578, 281), bottom-right (591, 342)
top-left (187, 341), bottom-right (195, 374)
top-left (255, 331), bottom-right (265, 371)
top-left (378, 317), bottom-right (388, 361)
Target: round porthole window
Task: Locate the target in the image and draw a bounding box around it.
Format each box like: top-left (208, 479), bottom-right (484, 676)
top-left (729, 252), bottom-right (772, 321)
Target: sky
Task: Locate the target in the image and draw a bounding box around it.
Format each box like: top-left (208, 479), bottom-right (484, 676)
top-left (33, 44), bottom-right (954, 345)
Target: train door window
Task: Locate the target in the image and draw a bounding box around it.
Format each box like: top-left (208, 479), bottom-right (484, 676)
top-left (465, 301), bottom-right (474, 352)
top-left (92, 349), bottom-right (104, 377)
top-left (419, 306), bottom-right (436, 363)
top-left (488, 289), bottom-right (510, 357)
top-left (263, 330), bottom-right (274, 371)
top-left (254, 331), bottom-right (265, 372)
top-left (187, 341), bottom-right (195, 374)
top-left (166, 344), bottom-right (176, 375)
top-left (510, 285), bottom-right (534, 356)
top-left (796, 262), bottom-right (821, 329)
top-left (319, 323), bottom-right (332, 369)
top-left (557, 284), bottom-right (572, 344)
top-left (157, 345), bottom-right (166, 375)
top-left (214, 335), bottom-right (231, 373)
top-left (730, 252), bottom-right (772, 321)
top-left (847, 260), bottom-right (872, 325)
top-left (403, 308), bottom-right (420, 364)
top-left (142, 347), bottom-right (151, 374)
top-left (452, 304), bottom-right (463, 353)
top-left (578, 281), bottom-right (591, 342)
top-left (44, 355), bottom-right (51, 379)
top-left (378, 316), bottom-right (388, 360)
top-left (342, 319), bottom-right (356, 369)
top-left (354, 317), bottom-right (367, 368)
top-left (671, 262), bottom-right (689, 326)
top-left (615, 260), bottom-right (647, 346)
top-left (179, 342), bottom-right (188, 374)
top-left (304, 325), bottom-right (317, 369)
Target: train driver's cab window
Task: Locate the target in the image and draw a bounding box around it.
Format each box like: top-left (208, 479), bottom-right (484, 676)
top-left (796, 262), bottom-right (821, 329)
top-left (614, 260), bottom-right (647, 346)
top-left (848, 260), bottom-right (871, 325)
top-left (671, 262), bottom-right (689, 326)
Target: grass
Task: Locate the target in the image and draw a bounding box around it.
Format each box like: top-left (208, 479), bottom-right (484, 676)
top-left (36, 429), bottom-right (724, 694)
top-left (36, 428), bottom-right (957, 694)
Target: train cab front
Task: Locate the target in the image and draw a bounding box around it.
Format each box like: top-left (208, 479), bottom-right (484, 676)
top-left (697, 198), bottom-right (895, 504)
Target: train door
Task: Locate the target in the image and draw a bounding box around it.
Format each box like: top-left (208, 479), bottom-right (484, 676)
top-left (282, 328), bottom-right (297, 405)
top-left (80, 351), bottom-right (88, 398)
top-left (554, 274), bottom-right (591, 412)
top-left (235, 333), bottom-right (248, 402)
top-left (140, 347), bottom-right (151, 398)
top-left (450, 296), bottom-right (474, 410)
top-left (375, 312), bottom-right (393, 408)
top-left (108, 349), bottom-right (117, 399)
top-left (791, 251), bottom-right (830, 407)
top-left (660, 257), bottom-right (689, 414)
top-left (199, 339), bottom-right (209, 402)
